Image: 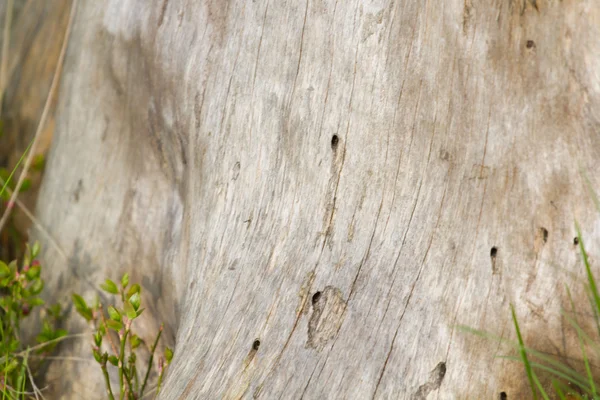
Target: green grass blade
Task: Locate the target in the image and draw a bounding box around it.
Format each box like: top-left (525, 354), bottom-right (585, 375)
top-left (578, 328), bottom-right (597, 396)
top-left (512, 304), bottom-right (538, 400)
top-left (582, 169), bottom-right (600, 213)
top-left (532, 373), bottom-right (551, 400)
top-left (456, 325), bottom-right (506, 342)
top-left (499, 356), bottom-right (592, 393)
top-left (0, 139), bottom-right (33, 199)
top-left (575, 223), bottom-right (600, 320)
top-left (568, 283), bottom-right (600, 343)
top-left (552, 380), bottom-right (566, 400)
top-left (563, 311), bottom-right (600, 358)
top-left (461, 322), bottom-right (591, 387)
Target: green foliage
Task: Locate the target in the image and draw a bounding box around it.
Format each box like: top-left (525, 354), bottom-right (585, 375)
top-left (0, 242), bottom-right (66, 399)
top-left (73, 274), bottom-right (173, 400)
top-left (100, 279), bottom-right (119, 295)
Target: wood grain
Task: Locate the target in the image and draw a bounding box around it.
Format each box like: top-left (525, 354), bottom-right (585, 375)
top-left (34, 0), bottom-right (600, 398)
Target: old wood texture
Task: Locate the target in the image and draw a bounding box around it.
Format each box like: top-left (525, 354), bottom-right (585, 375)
top-left (34, 0), bottom-right (600, 398)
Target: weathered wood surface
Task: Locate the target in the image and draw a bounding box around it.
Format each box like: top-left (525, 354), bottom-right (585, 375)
top-left (34, 0), bottom-right (600, 398)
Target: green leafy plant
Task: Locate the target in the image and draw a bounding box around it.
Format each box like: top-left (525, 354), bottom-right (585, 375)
top-left (0, 130), bottom-right (67, 398)
top-left (0, 242), bottom-right (67, 400)
top-left (73, 274), bottom-right (173, 400)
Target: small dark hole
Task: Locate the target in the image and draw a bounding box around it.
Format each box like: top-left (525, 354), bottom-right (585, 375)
top-left (437, 362), bottom-right (447, 379)
top-left (490, 247), bottom-right (498, 258)
top-left (252, 339), bottom-right (260, 351)
top-left (312, 291), bottom-right (322, 304)
top-left (574, 237), bottom-right (579, 246)
top-left (331, 135), bottom-right (339, 150)
top-left (500, 392), bottom-right (507, 400)
top-left (541, 227), bottom-right (548, 243)
top-left (526, 40), bottom-right (535, 49)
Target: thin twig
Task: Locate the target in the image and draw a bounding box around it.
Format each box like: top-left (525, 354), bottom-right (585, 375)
top-left (26, 355), bottom-right (94, 363)
top-left (0, 0), bottom-right (14, 118)
top-left (0, 0), bottom-right (79, 233)
top-left (3, 385), bottom-right (39, 397)
top-left (26, 363), bottom-right (46, 400)
top-left (2, 333), bottom-right (87, 364)
top-left (119, 326), bottom-right (130, 400)
top-left (139, 385), bottom-right (157, 400)
top-left (153, 358), bottom-right (165, 400)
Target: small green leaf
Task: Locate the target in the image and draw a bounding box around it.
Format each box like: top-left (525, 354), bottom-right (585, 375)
top-left (28, 297), bottom-right (45, 307)
top-left (121, 273), bottom-right (129, 288)
top-left (3, 359), bottom-right (19, 374)
top-left (136, 308), bottom-right (145, 317)
top-left (94, 331), bottom-right (103, 347)
top-left (130, 334), bottom-right (141, 349)
top-left (31, 241), bottom-right (40, 259)
top-left (77, 307), bottom-right (93, 321)
top-left (41, 321), bottom-right (53, 335)
top-left (107, 306), bottom-right (121, 322)
top-left (72, 294), bottom-right (93, 321)
top-left (72, 294), bottom-right (87, 311)
top-left (8, 340), bottom-right (19, 353)
top-left (123, 300), bottom-right (137, 320)
top-left (30, 279), bottom-right (44, 295)
top-left (93, 349), bottom-right (102, 363)
top-left (129, 292), bottom-right (141, 311)
top-left (100, 279), bottom-right (119, 294)
top-left (165, 347), bottom-right (174, 364)
top-left (126, 283), bottom-right (141, 298)
top-left (36, 333), bottom-right (50, 344)
top-left (55, 329), bottom-right (68, 339)
top-left (0, 261), bottom-right (10, 278)
top-left (108, 355), bottom-right (119, 366)
top-left (25, 265), bottom-right (41, 281)
top-left (48, 303), bottom-right (62, 318)
top-left (106, 319), bottom-right (123, 331)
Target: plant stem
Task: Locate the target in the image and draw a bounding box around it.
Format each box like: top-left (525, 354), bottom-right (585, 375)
top-left (140, 325), bottom-right (162, 398)
top-left (129, 356), bottom-right (139, 393)
top-left (119, 326), bottom-right (130, 400)
top-left (101, 363), bottom-right (115, 400)
top-left (99, 304), bottom-right (119, 355)
top-left (153, 359), bottom-right (164, 400)
top-left (123, 366), bottom-right (134, 399)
